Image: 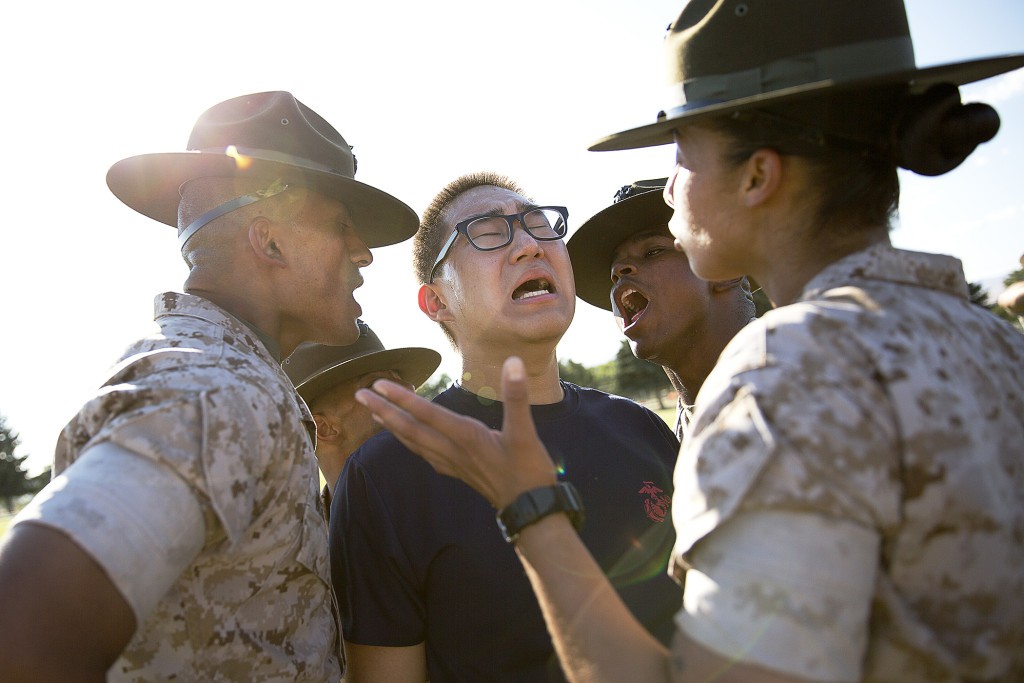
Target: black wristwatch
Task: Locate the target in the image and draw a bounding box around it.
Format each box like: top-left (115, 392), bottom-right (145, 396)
top-left (496, 482), bottom-right (585, 543)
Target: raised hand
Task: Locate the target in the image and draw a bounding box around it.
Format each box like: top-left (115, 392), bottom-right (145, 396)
top-left (355, 356), bottom-right (558, 508)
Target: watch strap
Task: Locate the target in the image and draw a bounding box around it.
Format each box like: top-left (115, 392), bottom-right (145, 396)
top-left (496, 482), bottom-right (585, 543)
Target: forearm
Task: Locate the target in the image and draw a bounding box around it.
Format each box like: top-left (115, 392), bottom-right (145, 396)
top-left (0, 524), bottom-right (135, 682)
top-left (513, 513), bottom-right (673, 683)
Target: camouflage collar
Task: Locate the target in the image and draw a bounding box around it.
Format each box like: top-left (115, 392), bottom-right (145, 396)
top-left (800, 242), bottom-right (968, 303)
top-left (154, 292), bottom-right (283, 362)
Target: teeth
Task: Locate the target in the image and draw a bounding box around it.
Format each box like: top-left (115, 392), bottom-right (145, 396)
top-left (513, 278), bottom-right (553, 301)
top-left (617, 287), bottom-right (648, 324)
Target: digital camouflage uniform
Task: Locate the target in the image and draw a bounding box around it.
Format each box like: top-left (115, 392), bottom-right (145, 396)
top-left (53, 292), bottom-right (343, 681)
top-left (671, 243), bottom-right (1024, 681)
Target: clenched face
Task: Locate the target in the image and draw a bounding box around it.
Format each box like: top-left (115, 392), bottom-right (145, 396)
top-left (430, 185), bottom-right (576, 354)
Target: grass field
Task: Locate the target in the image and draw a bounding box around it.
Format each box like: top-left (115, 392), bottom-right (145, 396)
top-left (654, 406), bottom-right (675, 429)
top-left (0, 512), bottom-right (13, 538)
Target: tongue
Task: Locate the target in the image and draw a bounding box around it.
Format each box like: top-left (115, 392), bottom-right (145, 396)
top-left (622, 292), bottom-right (649, 324)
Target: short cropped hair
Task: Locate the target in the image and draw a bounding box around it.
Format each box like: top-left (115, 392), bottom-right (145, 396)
top-left (413, 171), bottom-right (530, 285)
top-left (178, 178), bottom-right (306, 267)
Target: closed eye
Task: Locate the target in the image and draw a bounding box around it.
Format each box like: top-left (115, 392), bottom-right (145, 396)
top-left (645, 247), bottom-right (666, 258)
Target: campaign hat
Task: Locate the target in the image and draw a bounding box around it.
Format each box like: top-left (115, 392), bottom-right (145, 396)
top-left (107, 91), bottom-right (418, 248)
top-left (591, 0), bottom-right (1024, 151)
top-left (283, 320), bottom-right (442, 405)
top-left (567, 179), bottom-right (670, 311)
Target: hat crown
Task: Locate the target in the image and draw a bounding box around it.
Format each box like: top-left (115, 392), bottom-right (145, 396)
top-left (187, 91), bottom-right (356, 178)
top-left (667, 0), bottom-right (913, 106)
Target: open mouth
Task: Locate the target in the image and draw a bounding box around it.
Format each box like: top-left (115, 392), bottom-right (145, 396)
top-left (616, 286), bottom-right (650, 326)
top-left (512, 278), bottom-right (554, 301)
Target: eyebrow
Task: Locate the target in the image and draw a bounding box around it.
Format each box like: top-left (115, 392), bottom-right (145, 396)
top-left (460, 202), bottom-right (539, 221)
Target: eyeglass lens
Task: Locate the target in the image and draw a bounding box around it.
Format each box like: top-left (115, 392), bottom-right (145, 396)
top-left (466, 208), bottom-right (566, 250)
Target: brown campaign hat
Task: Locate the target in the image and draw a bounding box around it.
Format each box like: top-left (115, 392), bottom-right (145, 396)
top-left (282, 320), bottom-right (441, 405)
top-left (567, 179), bottom-right (670, 311)
top-left (107, 91), bottom-right (419, 248)
top-left (591, 0), bottom-right (1024, 152)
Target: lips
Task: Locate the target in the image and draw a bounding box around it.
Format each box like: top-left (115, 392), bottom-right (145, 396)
top-left (512, 275), bottom-right (555, 301)
top-left (613, 283), bottom-right (650, 327)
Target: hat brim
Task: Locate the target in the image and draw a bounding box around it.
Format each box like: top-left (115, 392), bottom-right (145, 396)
top-left (590, 54), bottom-right (1024, 152)
top-left (567, 190), bottom-right (672, 311)
top-left (296, 347), bottom-right (442, 404)
top-left (107, 151), bottom-right (419, 248)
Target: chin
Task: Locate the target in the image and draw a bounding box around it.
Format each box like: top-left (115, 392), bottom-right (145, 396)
top-left (321, 319), bottom-right (360, 346)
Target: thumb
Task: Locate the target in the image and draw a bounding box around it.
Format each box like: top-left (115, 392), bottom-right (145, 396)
top-left (500, 356), bottom-right (532, 437)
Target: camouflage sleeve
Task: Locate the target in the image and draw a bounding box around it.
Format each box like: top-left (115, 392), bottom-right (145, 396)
top-left (675, 509), bottom-right (879, 682)
top-left (12, 441), bottom-right (205, 623)
top-left (73, 382), bottom-right (282, 546)
top-left (669, 309), bottom-right (901, 677)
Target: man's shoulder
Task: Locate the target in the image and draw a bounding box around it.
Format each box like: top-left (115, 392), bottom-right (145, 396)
top-left (108, 317), bottom-right (281, 397)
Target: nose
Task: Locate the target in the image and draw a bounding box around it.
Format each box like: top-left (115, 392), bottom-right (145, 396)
top-left (508, 219), bottom-right (544, 262)
top-left (610, 260), bottom-right (636, 284)
top-left (350, 232), bottom-right (372, 267)
top-left (663, 167), bottom-right (678, 209)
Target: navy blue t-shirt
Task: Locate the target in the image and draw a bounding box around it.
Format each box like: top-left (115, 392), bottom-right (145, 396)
top-left (331, 382), bottom-right (680, 682)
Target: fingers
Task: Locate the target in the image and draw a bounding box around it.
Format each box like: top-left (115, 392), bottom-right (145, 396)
top-left (354, 382), bottom-right (462, 478)
top-left (499, 357), bottom-right (558, 491)
top-left (499, 357), bottom-right (530, 437)
top-left (357, 366), bottom-right (558, 508)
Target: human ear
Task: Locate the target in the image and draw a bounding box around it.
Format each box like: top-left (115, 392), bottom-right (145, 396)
top-left (248, 217), bottom-right (287, 266)
top-left (418, 283), bottom-right (454, 323)
top-left (313, 413), bottom-right (340, 442)
top-left (740, 148), bottom-right (782, 207)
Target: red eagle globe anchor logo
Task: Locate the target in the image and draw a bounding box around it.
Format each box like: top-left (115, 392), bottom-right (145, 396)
top-left (639, 481), bottom-right (671, 523)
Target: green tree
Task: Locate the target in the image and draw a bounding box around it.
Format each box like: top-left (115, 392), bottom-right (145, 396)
top-left (416, 373), bottom-right (453, 400)
top-left (0, 413), bottom-right (47, 514)
top-left (558, 358), bottom-right (597, 389)
top-left (968, 281), bottom-right (993, 308)
top-left (613, 340), bottom-right (670, 407)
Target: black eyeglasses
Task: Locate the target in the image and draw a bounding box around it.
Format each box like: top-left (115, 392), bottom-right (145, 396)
top-left (428, 206), bottom-right (568, 283)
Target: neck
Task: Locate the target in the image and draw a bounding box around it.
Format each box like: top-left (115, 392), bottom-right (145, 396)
top-left (184, 273), bottom-right (287, 356)
top-left (661, 362), bottom-right (701, 407)
top-left (661, 367), bottom-right (690, 405)
top-left (457, 344), bottom-right (564, 405)
top-left (752, 226), bottom-right (890, 307)
top-left (315, 446), bottom-right (346, 497)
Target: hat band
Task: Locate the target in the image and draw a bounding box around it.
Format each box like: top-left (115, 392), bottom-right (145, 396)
top-left (178, 179), bottom-right (290, 248)
top-left (665, 35), bottom-right (915, 112)
top-left (194, 145), bottom-right (351, 176)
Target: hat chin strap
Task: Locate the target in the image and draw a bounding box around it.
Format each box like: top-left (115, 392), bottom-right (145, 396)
top-left (178, 180), bottom-right (290, 249)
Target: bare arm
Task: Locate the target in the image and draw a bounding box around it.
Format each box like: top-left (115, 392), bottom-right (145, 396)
top-left (356, 357), bottom-right (807, 683)
top-left (343, 641), bottom-right (427, 682)
top-left (0, 523), bottom-right (136, 682)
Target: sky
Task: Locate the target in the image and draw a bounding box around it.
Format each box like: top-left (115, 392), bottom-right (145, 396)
top-left (1, 0), bottom-right (1021, 475)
